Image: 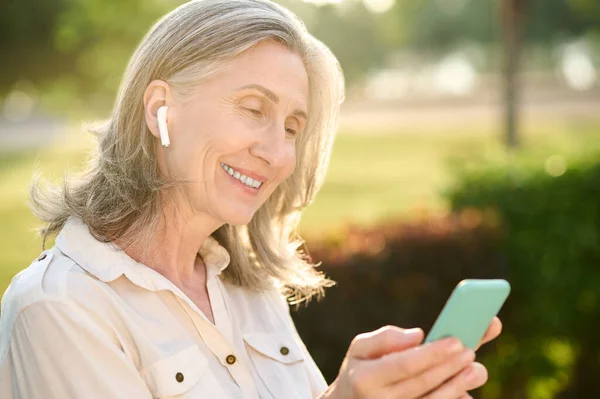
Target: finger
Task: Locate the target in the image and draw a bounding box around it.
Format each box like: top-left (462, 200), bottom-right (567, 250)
top-left (475, 317), bottom-right (503, 350)
top-left (483, 317), bottom-right (502, 343)
top-left (458, 394), bottom-right (473, 399)
top-left (464, 362), bottom-right (488, 391)
top-left (349, 326), bottom-right (423, 360)
top-left (363, 337), bottom-right (465, 387)
top-left (423, 361), bottom-right (488, 399)
top-left (385, 348), bottom-right (475, 399)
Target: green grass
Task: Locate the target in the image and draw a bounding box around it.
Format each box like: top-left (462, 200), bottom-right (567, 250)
top-left (299, 120), bottom-right (600, 232)
top-left (0, 135), bottom-right (91, 293)
top-left (2, 120), bottom-right (600, 295)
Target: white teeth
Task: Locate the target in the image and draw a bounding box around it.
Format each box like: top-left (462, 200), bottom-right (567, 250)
top-left (221, 163), bottom-right (263, 189)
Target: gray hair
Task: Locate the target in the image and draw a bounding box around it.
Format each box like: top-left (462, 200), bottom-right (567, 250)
top-left (30, 0), bottom-right (345, 303)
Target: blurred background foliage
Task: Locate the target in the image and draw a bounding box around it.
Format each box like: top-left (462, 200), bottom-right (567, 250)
top-left (447, 149), bottom-right (600, 398)
top-left (2, 0), bottom-right (600, 398)
top-left (2, 0), bottom-right (600, 108)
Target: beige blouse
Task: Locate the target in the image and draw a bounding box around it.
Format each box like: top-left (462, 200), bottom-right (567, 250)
top-left (0, 218), bottom-right (328, 398)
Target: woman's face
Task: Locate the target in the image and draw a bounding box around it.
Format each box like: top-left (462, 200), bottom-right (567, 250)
top-left (159, 40), bottom-right (309, 226)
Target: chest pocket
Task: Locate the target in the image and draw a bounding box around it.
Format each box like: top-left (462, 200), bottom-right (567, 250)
top-left (243, 331), bottom-right (312, 399)
top-left (140, 345), bottom-right (228, 398)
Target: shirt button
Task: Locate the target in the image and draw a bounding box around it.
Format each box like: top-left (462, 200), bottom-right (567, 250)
top-left (175, 372), bottom-right (184, 383)
top-left (226, 354), bottom-right (236, 365)
top-left (280, 346), bottom-right (290, 356)
top-left (38, 253), bottom-right (47, 261)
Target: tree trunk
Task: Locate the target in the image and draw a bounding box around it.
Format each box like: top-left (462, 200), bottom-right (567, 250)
top-left (501, 0), bottom-right (525, 150)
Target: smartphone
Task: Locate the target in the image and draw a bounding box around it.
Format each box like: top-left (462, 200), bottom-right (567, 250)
top-left (424, 279), bottom-right (511, 350)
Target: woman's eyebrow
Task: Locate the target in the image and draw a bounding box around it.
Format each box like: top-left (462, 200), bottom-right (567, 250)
top-left (236, 83), bottom-right (308, 120)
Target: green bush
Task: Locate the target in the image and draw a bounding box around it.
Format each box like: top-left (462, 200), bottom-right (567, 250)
top-left (294, 152), bottom-right (600, 399)
top-left (446, 152), bottom-right (600, 399)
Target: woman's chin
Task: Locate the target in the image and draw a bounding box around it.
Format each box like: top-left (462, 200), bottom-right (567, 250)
top-left (222, 210), bottom-right (256, 226)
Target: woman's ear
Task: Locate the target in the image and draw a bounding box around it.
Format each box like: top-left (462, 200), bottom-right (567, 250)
top-left (143, 80), bottom-right (171, 142)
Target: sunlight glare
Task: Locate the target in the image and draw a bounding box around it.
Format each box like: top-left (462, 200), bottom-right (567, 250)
top-left (363, 0), bottom-right (395, 13)
top-left (302, 0), bottom-right (343, 5)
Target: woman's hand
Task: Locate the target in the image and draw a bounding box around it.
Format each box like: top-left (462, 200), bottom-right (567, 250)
top-left (320, 321), bottom-right (501, 399)
top-left (476, 317), bottom-right (502, 351)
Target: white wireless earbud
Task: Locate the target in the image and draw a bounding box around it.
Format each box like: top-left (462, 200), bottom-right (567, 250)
top-left (157, 105), bottom-right (170, 148)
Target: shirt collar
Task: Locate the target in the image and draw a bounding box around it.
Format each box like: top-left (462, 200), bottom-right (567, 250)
top-left (55, 218), bottom-right (231, 291)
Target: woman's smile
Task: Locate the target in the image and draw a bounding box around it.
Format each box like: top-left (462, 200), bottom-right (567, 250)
top-left (220, 162), bottom-right (265, 196)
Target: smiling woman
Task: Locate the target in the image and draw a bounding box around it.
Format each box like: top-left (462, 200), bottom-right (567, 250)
top-left (0, 1), bottom-right (498, 398)
top-left (31, 3), bottom-right (343, 299)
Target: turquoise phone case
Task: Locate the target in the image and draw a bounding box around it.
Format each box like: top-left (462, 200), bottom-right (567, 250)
top-left (424, 279), bottom-right (511, 350)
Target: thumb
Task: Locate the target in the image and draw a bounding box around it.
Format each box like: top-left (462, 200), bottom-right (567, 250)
top-left (349, 326), bottom-right (424, 360)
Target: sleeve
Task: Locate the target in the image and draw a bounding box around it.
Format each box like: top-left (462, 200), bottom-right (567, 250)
top-left (272, 291), bottom-right (330, 398)
top-left (0, 299), bottom-right (152, 399)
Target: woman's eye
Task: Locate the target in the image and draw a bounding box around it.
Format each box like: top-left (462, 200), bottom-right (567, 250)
top-left (245, 108), bottom-right (262, 116)
top-left (285, 127), bottom-right (298, 136)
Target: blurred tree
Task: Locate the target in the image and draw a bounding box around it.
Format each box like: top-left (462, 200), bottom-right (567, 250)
top-left (47, 0), bottom-right (176, 109)
top-left (527, 0), bottom-right (600, 41)
top-left (2, 0), bottom-right (600, 111)
top-left (388, 0), bottom-right (600, 50)
top-left (309, 2), bottom-right (388, 85)
top-left (0, 0), bottom-right (73, 93)
top-left (502, 0), bottom-right (526, 150)
top-left (0, 0), bottom-right (178, 111)
top-left (396, 0), bottom-right (498, 51)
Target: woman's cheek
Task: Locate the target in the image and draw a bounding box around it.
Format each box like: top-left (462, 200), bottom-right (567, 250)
top-left (284, 144), bottom-right (297, 177)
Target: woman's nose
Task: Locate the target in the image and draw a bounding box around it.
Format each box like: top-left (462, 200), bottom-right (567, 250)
top-left (250, 125), bottom-right (288, 168)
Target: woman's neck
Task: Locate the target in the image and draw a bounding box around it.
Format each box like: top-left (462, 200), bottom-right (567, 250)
top-left (118, 203), bottom-right (222, 289)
